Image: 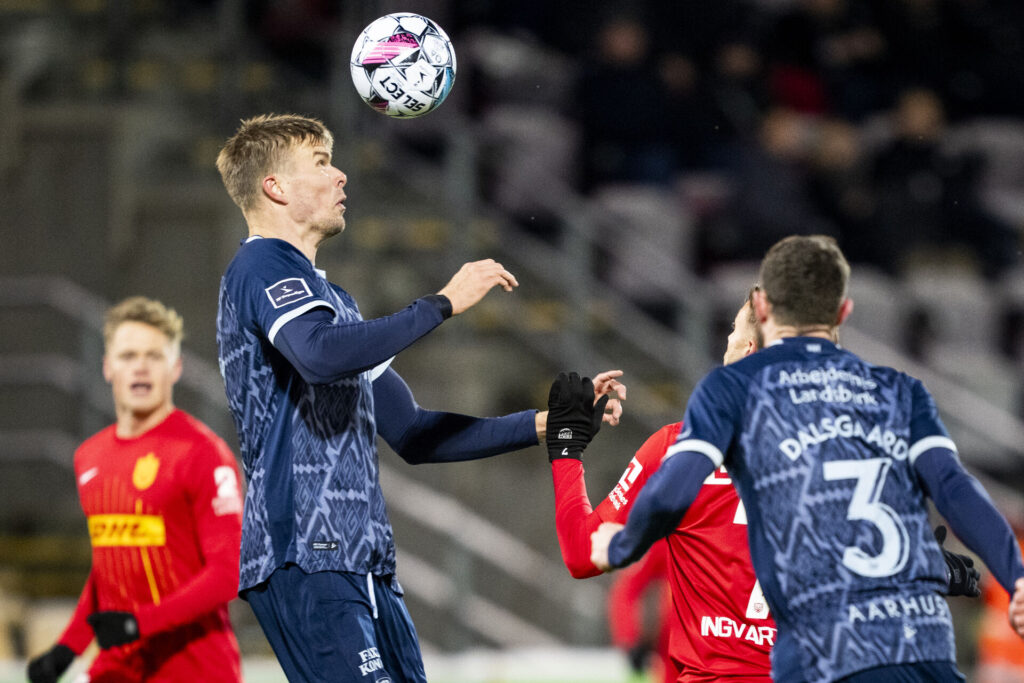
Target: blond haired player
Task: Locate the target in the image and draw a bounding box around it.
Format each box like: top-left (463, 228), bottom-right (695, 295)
top-left (27, 297), bottom-right (243, 683)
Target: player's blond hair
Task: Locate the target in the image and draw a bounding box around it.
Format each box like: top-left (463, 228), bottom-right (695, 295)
top-left (103, 297), bottom-right (184, 351)
top-left (216, 113), bottom-right (335, 212)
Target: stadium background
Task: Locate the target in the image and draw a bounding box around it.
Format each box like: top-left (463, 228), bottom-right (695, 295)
top-left (1, 0), bottom-right (1023, 680)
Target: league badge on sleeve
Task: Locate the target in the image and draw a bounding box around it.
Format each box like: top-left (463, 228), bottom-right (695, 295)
top-left (266, 278), bottom-right (313, 309)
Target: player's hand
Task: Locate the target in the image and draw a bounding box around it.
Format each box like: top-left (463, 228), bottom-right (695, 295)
top-left (934, 526), bottom-right (981, 597)
top-left (535, 370), bottom-right (625, 441)
top-left (26, 643), bottom-right (74, 683)
top-left (590, 522), bottom-right (624, 572)
top-left (546, 372), bottom-right (609, 462)
top-left (437, 259), bottom-right (518, 315)
top-left (87, 611), bottom-right (140, 649)
top-left (592, 369), bottom-right (627, 426)
top-left (1010, 577), bottom-right (1024, 639)
top-left (626, 639), bottom-right (653, 674)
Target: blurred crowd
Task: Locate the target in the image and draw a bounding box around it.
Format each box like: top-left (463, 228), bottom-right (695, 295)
top-left (456, 0), bottom-right (1024, 279)
top-left (238, 0), bottom-right (1024, 280)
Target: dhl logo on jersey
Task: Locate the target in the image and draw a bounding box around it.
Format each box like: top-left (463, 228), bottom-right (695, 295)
top-left (88, 514), bottom-right (166, 547)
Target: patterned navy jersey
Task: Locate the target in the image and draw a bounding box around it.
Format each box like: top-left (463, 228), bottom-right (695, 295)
top-left (217, 237), bottom-right (395, 592)
top-left (675, 338), bottom-right (956, 683)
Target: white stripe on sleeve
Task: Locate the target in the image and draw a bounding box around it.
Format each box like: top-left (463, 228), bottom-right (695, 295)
top-left (662, 439), bottom-right (725, 468)
top-left (268, 300), bottom-right (335, 346)
top-left (908, 435), bottom-right (958, 465)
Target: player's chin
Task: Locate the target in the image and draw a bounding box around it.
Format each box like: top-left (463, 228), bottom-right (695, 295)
top-left (316, 219), bottom-right (345, 239)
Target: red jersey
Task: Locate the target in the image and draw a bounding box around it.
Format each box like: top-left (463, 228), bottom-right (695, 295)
top-left (59, 409), bottom-right (243, 682)
top-left (552, 422), bottom-right (775, 681)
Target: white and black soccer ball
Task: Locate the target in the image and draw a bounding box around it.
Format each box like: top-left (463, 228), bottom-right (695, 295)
top-left (350, 13), bottom-right (457, 118)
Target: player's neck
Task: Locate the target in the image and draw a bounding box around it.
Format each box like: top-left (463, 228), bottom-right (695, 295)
top-left (115, 403), bottom-right (175, 439)
top-left (247, 218), bottom-right (319, 265)
top-left (761, 319), bottom-right (838, 345)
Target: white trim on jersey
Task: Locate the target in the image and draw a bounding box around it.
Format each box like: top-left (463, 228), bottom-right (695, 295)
top-left (268, 299), bottom-right (337, 346)
top-left (663, 438), bottom-right (725, 468)
top-left (369, 357), bottom-right (395, 381)
top-left (908, 435), bottom-right (958, 466)
top-left (366, 573), bottom-right (379, 620)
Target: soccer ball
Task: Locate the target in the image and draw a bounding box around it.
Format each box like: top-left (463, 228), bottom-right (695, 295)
top-left (350, 13), bottom-right (457, 118)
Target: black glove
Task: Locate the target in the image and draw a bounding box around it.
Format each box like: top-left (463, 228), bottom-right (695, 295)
top-left (935, 525), bottom-right (981, 597)
top-left (87, 611), bottom-right (140, 649)
top-left (626, 639), bottom-right (653, 674)
top-left (546, 372), bottom-right (609, 462)
top-left (26, 643), bottom-right (75, 683)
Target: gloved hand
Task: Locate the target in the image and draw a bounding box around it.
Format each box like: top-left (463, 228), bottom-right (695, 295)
top-left (626, 639), bottom-right (653, 674)
top-left (935, 525), bottom-right (981, 597)
top-left (87, 610), bottom-right (140, 649)
top-left (546, 372), bottom-right (609, 462)
top-left (26, 643), bottom-right (75, 683)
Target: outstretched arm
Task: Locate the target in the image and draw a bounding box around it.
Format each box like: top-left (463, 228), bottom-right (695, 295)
top-left (552, 459), bottom-right (606, 578)
top-left (915, 447), bottom-right (1024, 596)
top-left (373, 368), bottom-right (538, 463)
top-left (553, 423), bottom-right (676, 578)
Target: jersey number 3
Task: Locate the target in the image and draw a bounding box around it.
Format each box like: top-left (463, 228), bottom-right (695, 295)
top-left (822, 457), bottom-right (910, 578)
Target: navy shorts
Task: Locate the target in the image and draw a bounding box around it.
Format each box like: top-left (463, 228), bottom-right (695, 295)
top-left (244, 564), bottom-right (426, 683)
top-left (836, 661), bottom-right (966, 682)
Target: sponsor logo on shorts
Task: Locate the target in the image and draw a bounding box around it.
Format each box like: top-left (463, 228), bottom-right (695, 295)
top-left (357, 647), bottom-right (385, 677)
top-left (265, 278), bottom-right (313, 309)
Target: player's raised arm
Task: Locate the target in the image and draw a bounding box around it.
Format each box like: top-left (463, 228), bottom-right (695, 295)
top-left (437, 259), bottom-right (518, 315)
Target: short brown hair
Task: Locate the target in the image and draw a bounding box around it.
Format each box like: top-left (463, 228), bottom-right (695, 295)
top-left (758, 235), bottom-right (849, 327)
top-left (216, 113), bottom-right (334, 212)
top-left (103, 297), bottom-right (184, 350)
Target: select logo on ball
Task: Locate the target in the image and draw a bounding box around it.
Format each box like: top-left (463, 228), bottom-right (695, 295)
top-left (350, 13), bottom-right (457, 118)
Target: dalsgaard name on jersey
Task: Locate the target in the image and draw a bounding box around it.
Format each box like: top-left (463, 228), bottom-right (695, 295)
top-left (694, 340), bottom-right (956, 683)
top-left (777, 415), bottom-right (908, 462)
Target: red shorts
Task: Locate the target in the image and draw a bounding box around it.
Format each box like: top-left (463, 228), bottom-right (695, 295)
top-left (87, 611), bottom-right (241, 682)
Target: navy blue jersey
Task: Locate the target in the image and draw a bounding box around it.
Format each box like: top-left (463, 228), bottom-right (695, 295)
top-left (218, 238), bottom-right (401, 591)
top-left (670, 338), bottom-right (957, 682)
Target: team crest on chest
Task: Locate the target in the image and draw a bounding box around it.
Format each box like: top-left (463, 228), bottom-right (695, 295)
top-left (132, 453), bottom-right (160, 490)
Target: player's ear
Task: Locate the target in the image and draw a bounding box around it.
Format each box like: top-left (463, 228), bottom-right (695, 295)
top-left (102, 355), bottom-right (113, 384)
top-left (752, 288), bottom-right (770, 324)
top-left (836, 298), bottom-right (854, 326)
top-left (170, 354), bottom-right (183, 385)
top-left (262, 174), bottom-right (287, 205)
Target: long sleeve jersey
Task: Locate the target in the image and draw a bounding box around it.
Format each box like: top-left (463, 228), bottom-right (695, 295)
top-left (58, 409), bottom-right (242, 679)
top-left (553, 423), bottom-right (774, 681)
